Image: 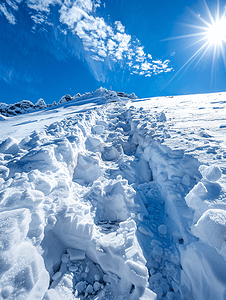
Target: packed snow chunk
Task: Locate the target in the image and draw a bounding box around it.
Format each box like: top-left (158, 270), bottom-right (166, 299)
top-left (85, 284), bottom-right (93, 294)
top-left (19, 145), bottom-right (59, 172)
top-left (0, 137), bottom-right (20, 155)
top-left (0, 209), bottom-right (31, 266)
top-left (0, 242), bottom-right (49, 300)
top-left (102, 145), bottom-right (119, 161)
top-left (93, 281), bottom-right (101, 291)
top-left (180, 242), bottom-right (226, 300)
top-left (43, 289), bottom-right (61, 300)
top-left (0, 165), bottom-right (9, 179)
top-left (85, 135), bottom-right (103, 152)
top-left (192, 209), bottom-right (226, 252)
top-left (20, 188), bottom-right (44, 207)
top-left (75, 281), bottom-right (87, 293)
top-left (199, 165), bottom-right (222, 182)
top-left (97, 180), bottom-right (136, 221)
top-left (185, 181), bottom-right (208, 217)
top-left (139, 288), bottom-right (157, 300)
top-left (52, 272), bottom-right (75, 298)
top-left (54, 138), bottom-right (77, 176)
top-left (67, 248), bottom-right (86, 261)
top-left (52, 271), bottom-right (62, 281)
top-left (73, 153), bottom-right (101, 185)
top-left (53, 206), bottom-right (94, 251)
top-left (27, 210), bottom-right (45, 241)
top-left (138, 225), bottom-right (153, 237)
top-left (28, 170), bottom-right (57, 195)
top-left (136, 159), bottom-right (153, 183)
top-left (61, 253), bottom-right (69, 264)
top-left (158, 224), bottom-right (167, 235)
top-left (125, 260), bottom-right (149, 287)
top-left (92, 125), bottom-right (105, 135)
top-left (158, 112), bottom-right (166, 122)
top-left (181, 174), bottom-right (191, 186)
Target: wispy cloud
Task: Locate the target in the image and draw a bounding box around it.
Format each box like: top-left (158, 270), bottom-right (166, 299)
top-left (0, 0), bottom-right (172, 81)
top-left (0, 3), bottom-right (16, 24)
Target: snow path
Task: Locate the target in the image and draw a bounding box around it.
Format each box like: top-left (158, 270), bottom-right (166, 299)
top-left (133, 92), bottom-right (226, 173)
top-left (0, 90), bottom-right (226, 299)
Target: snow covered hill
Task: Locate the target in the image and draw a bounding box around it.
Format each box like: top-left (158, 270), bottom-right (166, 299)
top-left (0, 88), bottom-right (226, 300)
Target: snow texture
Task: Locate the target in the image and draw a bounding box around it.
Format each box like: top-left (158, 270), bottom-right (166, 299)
top-left (0, 88), bottom-right (226, 299)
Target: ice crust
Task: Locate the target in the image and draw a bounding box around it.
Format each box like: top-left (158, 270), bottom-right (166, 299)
top-left (0, 89), bottom-right (226, 299)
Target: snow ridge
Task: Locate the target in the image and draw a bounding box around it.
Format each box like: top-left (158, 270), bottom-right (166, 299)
top-left (0, 88), bottom-right (138, 117)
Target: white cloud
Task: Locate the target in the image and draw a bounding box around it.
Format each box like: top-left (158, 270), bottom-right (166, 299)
top-left (115, 21), bottom-right (125, 33)
top-left (147, 53), bottom-right (152, 59)
top-left (59, 4), bottom-right (87, 29)
top-left (90, 55), bottom-right (104, 62)
top-left (26, 0), bottom-right (61, 12)
top-left (1, 0), bottom-right (172, 80)
top-left (98, 49), bottom-right (107, 57)
top-left (107, 39), bottom-right (116, 51)
top-left (6, 0), bottom-right (19, 11)
top-left (141, 62), bottom-right (152, 71)
top-left (0, 3), bottom-right (16, 24)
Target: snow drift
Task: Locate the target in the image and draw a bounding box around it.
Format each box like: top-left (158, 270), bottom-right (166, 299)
top-left (0, 88), bottom-right (225, 300)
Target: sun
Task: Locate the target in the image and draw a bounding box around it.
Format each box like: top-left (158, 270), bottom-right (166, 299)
top-left (206, 17), bottom-right (226, 46)
top-left (163, 0), bottom-right (226, 85)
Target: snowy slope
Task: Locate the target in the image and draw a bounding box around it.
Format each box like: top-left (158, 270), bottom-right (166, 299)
top-left (0, 89), bottom-right (226, 300)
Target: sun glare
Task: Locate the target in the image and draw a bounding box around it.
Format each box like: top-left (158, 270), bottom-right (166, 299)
top-left (206, 18), bottom-right (226, 45)
top-left (163, 0), bottom-right (226, 86)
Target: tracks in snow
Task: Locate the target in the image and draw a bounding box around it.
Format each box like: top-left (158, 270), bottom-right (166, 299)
top-left (0, 99), bottom-right (201, 299)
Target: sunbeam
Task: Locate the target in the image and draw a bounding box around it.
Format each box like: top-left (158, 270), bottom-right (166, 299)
top-left (164, 0), bottom-right (226, 89)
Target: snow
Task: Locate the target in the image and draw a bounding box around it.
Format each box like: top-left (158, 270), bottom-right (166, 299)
top-left (0, 88), bottom-right (226, 299)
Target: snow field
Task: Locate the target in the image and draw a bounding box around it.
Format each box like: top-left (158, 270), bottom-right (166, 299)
top-left (0, 89), bottom-right (226, 299)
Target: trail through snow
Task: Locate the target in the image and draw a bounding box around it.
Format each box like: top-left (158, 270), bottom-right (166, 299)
top-left (0, 89), bottom-right (226, 300)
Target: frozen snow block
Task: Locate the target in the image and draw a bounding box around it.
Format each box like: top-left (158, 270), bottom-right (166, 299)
top-left (181, 174), bottom-right (191, 186)
top-left (0, 165), bottom-right (9, 179)
top-left (73, 153), bottom-right (101, 185)
top-left (19, 145), bottom-right (59, 172)
top-left (138, 225), bottom-right (153, 237)
top-left (54, 138), bottom-right (77, 175)
top-left (102, 145), bottom-right (119, 161)
top-left (0, 137), bottom-right (20, 155)
top-left (0, 208), bottom-right (31, 280)
top-left (136, 159), bottom-right (153, 183)
top-left (67, 248), bottom-right (86, 261)
top-left (43, 289), bottom-right (61, 300)
top-left (180, 242), bottom-right (226, 300)
top-left (185, 182), bottom-right (207, 215)
top-left (0, 242), bottom-right (49, 300)
top-left (192, 209), bottom-right (226, 252)
top-left (199, 165), bottom-right (222, 182)
top-left (53, 212), bottom-right (93, 251)
top-left (85, 136), bottom-right (103, 152)
top-left (125, 260), bottom-right (148, 286)
top-left (20, 188), bottom-right (44, 207)
top-left (158, 112), bottom-right (166, 122)
top-left (139, 288), bottom-right (157, 300)
top-left (28, 170), bottom-right (57, 195)
top-left (158, 224), bottom-right (167, 235)
top-left (92, 125), bottom-right (105, 135)
top-left (0, 208), bottom-right (31, 250)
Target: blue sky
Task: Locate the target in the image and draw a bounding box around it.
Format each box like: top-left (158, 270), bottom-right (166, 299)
top-left (0, 0), bottom-right (226, 104)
